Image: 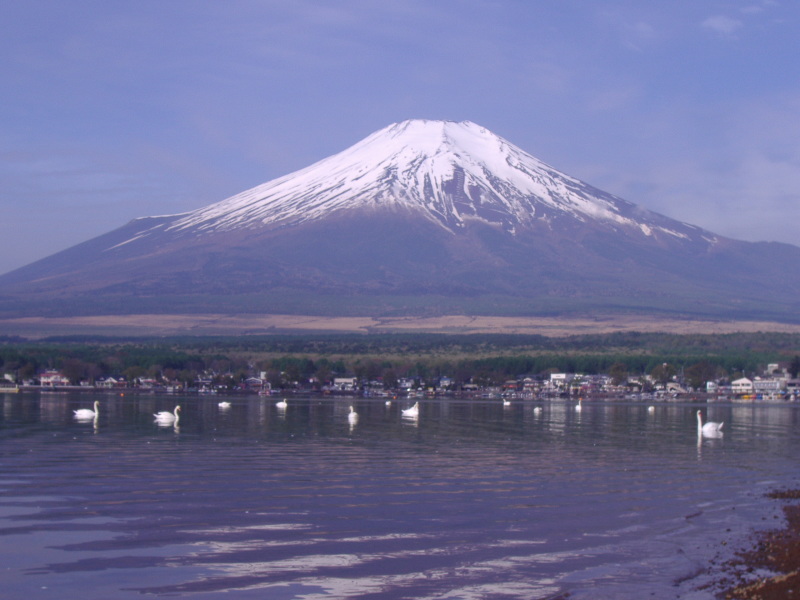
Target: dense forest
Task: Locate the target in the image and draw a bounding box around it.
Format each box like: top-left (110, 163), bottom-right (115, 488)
top-left (2, 331), bottom-right (799, 390)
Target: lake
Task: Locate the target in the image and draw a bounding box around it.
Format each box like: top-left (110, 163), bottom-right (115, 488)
top-left (2, 391), bottom-right (799, 599)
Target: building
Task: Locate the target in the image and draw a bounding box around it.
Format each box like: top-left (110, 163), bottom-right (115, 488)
top-left (96, 377), bottom-right (126, 388)
top-left (753, 377), bottom-right (786, 400)
top-left (39, 370), bottom-right (70, 387)
top-left (547, 373), bottom-right (575, 390)
top-left (333, 377), bottom-right (358, 391)
top-left (731, 377), bottom-right (754, 396)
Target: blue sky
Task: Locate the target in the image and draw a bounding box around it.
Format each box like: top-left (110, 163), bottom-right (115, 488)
top-left (1, 1), bottom-right (798, 274)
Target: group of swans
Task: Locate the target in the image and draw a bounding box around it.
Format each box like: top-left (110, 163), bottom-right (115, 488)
top-left (347, 402), bottom-right (418, 425)
top-left (74, 399), bottom-right (725, 441)
top-left (273, 398), bottom-right (415, 424)
top-left (73, 401), bottom-right (182, 427)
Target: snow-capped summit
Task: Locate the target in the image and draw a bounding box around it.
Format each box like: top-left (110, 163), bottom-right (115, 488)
top-left (154, 119), bottom-right (704, 244)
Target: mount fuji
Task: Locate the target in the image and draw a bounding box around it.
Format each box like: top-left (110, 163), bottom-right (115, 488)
top-left (1, 119), bottom-right (798, 322)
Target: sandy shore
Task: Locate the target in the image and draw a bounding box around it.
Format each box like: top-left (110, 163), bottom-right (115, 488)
top-left (3, 313), bottom-right (800, 338)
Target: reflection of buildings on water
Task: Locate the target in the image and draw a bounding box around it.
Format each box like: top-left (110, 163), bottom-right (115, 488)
top-left (38, 394), bottom-right (70, 423)
top-left (247, 397), bottom-right (269, 428)
top-left (3, 394), bottom-right (19, 420)
top-left (732, 404), bottom-right (798, 432)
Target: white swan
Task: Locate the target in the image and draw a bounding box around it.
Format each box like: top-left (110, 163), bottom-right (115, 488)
top-left (575, 399), bottom-right (582, 413)
top-left (74, 400), bottom-right (99, 420)
top-left (648, 405), bottom-right (655, 413)
top-left (276, 398), bottom-right (288, 409)
top-left (401, 402), bottom-right (419, 418)
top-left (348, 405), bottom-right (358, 424)
top-left (533, 405), bottom-right (542, 414)
top-left (154, 405), bottom-right (180, 424)
top-left (502, 398), bottom-right (511, 406)
top-left (697, 410), bottom-right (723, 438)
top-left (218, 401), bottom-right (231, 409)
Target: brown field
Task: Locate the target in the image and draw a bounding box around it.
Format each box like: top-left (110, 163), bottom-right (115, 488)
top-left (2, 313), bottom-right (800, 339)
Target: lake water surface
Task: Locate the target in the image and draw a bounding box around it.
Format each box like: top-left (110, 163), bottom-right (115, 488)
top-left (2, 392), bottom-right (799, 599)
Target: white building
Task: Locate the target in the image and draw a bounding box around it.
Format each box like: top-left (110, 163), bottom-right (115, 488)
top-left (40, 370), bottom-right (70, 386)
top-left (333, 377), bottom-right (358, 391)
top-left (548, 373), bottom-right (575, 390)
top-left (731, 377), bottom-right (754, 395)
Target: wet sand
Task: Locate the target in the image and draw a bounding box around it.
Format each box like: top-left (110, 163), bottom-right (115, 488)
top-left (721, 489), bottom-right (800, 599)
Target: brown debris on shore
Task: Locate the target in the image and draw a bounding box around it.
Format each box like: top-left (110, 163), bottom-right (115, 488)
top-left (722, 489), bottom-right (800, 599)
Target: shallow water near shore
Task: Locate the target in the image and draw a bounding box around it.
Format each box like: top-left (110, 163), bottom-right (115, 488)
top-left (2, 392), bottom-right (799, 599)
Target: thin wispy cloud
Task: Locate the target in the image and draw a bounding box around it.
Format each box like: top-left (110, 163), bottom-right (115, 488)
top-left (741, 0), bottom-right (780, 15)
top-left (701, 15), bottom-right (744, 36)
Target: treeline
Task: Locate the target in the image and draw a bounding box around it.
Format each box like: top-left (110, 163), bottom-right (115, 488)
top-left (1, 332), bottom-right (799, 388)
top-left (16, 330), bottom-right (800, 355)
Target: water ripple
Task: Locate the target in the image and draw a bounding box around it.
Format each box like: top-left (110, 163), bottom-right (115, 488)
top-left (1, 394), bottom-right (798, 598)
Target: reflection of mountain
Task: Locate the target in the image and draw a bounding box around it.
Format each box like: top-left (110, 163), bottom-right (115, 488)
top-left (1, 119), bottom-right (799, 321)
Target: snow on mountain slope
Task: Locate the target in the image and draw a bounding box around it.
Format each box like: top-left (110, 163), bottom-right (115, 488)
top-left (128, 120), bottom-right (707, 245)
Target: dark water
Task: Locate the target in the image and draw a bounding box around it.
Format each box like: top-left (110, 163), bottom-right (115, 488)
top-left (2, 392), bottom-right (799, 599)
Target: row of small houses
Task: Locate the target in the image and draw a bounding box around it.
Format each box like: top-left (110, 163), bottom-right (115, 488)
top-left (16, 369), bottom-right (800, 401)
top-left (538, 372), bottom-right (800, 401)
top-left (27, 371), bottom-right (274, 393)
top-left (713, 377), bottom-right (800, 401)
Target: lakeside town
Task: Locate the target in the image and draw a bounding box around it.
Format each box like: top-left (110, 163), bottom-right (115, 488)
top-left (4, 361), bottom-right (799, 403)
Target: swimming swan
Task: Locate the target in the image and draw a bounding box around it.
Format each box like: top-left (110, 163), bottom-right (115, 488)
top-left (348, 405), bottom-right (358, 423)
top-left (401, 402), bottom-right (419, 418)
top-left (74, 400), bottom-right (99, 420)
top-left (697, 410), bottom-right (723, 438)
top-left (276, 399), bottom-right (288, 409)
top-left (154, 405), bottom-right (180, 424)
top-left (575, 399), bottom-right (582, 413)
top-left (218, 401), bottom-right (231, 409)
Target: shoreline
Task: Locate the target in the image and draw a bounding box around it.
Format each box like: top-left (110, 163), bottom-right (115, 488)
top-left (718, 489), bottom-right (800, 599)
